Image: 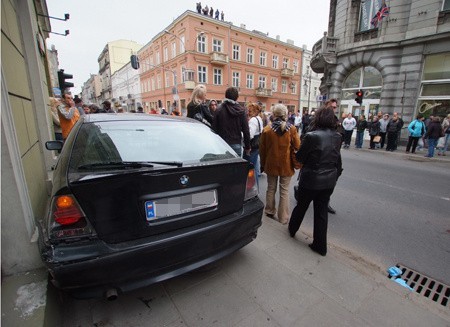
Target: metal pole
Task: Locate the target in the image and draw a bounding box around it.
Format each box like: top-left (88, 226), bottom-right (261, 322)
top-left (308, 73), bottom-right (311, 112)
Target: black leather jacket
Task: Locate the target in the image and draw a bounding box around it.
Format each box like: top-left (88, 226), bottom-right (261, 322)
top-left (296, 128), bottom-right (342, 190)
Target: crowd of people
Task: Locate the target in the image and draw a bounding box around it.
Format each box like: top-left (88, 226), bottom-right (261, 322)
top-left (50, 87), bottom-right (449, 258)
top-left (195, 2), bottom-right (224, 20)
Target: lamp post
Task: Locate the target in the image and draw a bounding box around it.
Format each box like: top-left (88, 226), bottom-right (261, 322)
top-left (164, 29), bottom-right (186, 53)
top-left (303, 69), bottom-right (312, 113)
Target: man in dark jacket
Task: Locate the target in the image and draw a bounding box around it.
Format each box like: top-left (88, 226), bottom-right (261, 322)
top-left (424, 116), bottom-right (442, 158)
top-left (212, 87), bottom-right (250, 157)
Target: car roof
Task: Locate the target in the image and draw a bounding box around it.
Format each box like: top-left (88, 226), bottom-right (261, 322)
top-left (83, 113), bottom-right (194, 123)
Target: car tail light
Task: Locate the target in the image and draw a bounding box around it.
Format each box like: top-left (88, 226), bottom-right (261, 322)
top-left (48, 194), bottom-right (95, 241)
top-left (244, 168), bottom-right (258, 201)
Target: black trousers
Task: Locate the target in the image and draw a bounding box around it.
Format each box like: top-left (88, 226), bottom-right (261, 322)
top-left (343, 130), bottom-right (353, 146)
top-left (406, 136), bottom-right (420, 153)
top-left (386, 132), bottom-right (398, 150)
top-left (379, 132), bottom-right (387, 148)
top-left (289, 187), bottom-right (334, 254)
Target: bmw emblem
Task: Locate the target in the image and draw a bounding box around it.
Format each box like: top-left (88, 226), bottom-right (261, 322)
top-left (180, 175), bottom-right (189, 186)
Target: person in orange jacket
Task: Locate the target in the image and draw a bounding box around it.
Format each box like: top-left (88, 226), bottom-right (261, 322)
top-left (57, 91), bottom-right (80, 141)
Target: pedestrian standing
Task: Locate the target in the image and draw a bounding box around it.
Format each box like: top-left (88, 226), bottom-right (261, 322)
top-left (379, 114), bottom-right (389, 149)
top-left (212, 87), bottom-right (250, 157)
top-left (424, 116), bottom-right (442, 158)
top-left (406, 114), bottom-right (426, 154)
top-left (368, 116), bottom-right (380, 149)
top-left (196, 2), bottom-right (202, 14)
top-left (49, 97), bottom-right (63, 141)
top-left (438, 114), bottom-right (450, 156)
top-left (394, 112), bottom-right (404, 150)
top-left (355, 114), bottom-right (368, 148)
top-left (294, 111), bottom-right (302, 133)
top-left (386, 113), bottom-right (402, 151)
top-left (221, 10), bottom-right (224, 20)
top-left (215, 9), bottom-right (220, 19)
top-left (187, 84), bottom-right (213, 125)
top-left (259, 104), bottom-right (300, 225)
top-left (244, 102), bottom-right (264, 185)
top-left (57, 91), bottom-right (80, 141)
top-left (209, 7), bottom-right (214, 17)
top-left (301, 111), bottom-right (311, 135)
top-left (288, 106), bottom-right (342, 256)
top-left (342, 113), bottom-right (356, 148)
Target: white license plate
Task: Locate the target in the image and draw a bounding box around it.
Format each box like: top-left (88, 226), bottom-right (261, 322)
top-left (145, 190), bottom-right (218, 221)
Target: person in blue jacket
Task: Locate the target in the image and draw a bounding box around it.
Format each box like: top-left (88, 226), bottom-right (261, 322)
top-left (405, 114), bottom-right (426, 154)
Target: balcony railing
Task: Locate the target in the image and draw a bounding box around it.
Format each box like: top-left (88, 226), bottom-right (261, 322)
top-left (210, 52), bottom-right (229, 65)
top-left (281, 68), bottom-right (294, 77)
top-left (310, 32), bottom-right (339, 73)
top-left (255, 88), bottom-right (272, 97)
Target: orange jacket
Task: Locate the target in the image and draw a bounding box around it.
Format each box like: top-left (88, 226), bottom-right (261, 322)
top-left (57, 105), bottom-right (80, 139)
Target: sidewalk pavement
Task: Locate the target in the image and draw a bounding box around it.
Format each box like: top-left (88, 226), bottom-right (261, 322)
top-left (2, 145), bottom-right (449, 327)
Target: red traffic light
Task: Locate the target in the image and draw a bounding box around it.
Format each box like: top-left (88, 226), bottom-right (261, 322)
top-left (355, 90), bottom-right (364, 105)
top-left (355, 91), bottom-right (363, 97)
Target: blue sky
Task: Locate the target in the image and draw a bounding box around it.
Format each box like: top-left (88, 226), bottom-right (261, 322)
top-left (46, 0), bottom-right (330, 93)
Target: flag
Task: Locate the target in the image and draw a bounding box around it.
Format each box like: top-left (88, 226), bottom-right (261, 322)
top-left (371, 3), bottom-right (390, 28)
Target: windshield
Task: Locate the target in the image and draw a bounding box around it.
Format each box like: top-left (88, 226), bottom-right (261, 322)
top-left (69, 120), bottom-right (237, 171)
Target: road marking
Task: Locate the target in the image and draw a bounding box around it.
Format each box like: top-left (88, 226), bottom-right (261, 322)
top-left (441, 197), bottom-right (450, 201)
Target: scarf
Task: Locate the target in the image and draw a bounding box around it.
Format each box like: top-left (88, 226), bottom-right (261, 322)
top-left (271, 118), bottom-right (292, 136)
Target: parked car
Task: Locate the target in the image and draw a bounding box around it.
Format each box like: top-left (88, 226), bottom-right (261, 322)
top-left (40, 113), bottom-right (264, 299)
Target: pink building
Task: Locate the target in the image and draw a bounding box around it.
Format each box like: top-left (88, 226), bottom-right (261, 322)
top-left (138, 10), bottom-right (303, 114)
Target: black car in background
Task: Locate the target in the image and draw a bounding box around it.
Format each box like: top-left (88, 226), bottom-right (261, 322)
top-left (40, 114), bottom-right (264, 299)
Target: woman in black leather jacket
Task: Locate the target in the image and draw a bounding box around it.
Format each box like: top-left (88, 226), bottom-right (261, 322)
top-left (288, 106), bottom-right (343, 256)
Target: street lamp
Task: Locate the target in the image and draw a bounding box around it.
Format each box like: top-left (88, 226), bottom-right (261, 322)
top-left (164, 29), bottom-right (186, 53)
top-left (303, 70), bottom-right (312, 113)
top-left (194, 31), bottom-right (206, 52)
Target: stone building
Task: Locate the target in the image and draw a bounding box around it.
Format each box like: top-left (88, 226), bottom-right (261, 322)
top-left (311, 0), bottom-right (450, 128)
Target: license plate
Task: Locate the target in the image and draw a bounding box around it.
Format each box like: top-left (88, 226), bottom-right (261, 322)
top-left (145, 190), bottom-right (218, 221)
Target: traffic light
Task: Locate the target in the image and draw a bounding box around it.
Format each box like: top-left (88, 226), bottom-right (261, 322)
top-left (130, 55), bottom-right (140, 69)
top-left (58, 69), bottom-right (74, 91)
top-left (355, 90), bottom-right (364, 105)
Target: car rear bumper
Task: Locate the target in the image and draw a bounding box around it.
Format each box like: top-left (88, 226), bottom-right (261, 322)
top-left (42, 197), bottom-right (264, 298)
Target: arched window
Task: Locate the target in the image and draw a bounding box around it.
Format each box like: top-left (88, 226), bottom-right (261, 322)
top-left (341, 66), bottom-right (382, 100)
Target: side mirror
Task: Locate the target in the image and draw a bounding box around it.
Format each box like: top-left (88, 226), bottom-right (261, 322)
top-left (45, 141), bottom-right (63, 151)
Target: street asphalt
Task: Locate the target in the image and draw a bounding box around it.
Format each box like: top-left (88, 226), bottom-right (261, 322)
top-left (2, 145), bottom-right (450, 326)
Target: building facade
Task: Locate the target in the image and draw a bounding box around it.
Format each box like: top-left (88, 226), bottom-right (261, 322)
top-left (111, 62), bottom-right (142, 111)
top-left (137, 10), bottom-right (303, 114)
top-left (300, 46), bottom-right (323, 113)
top-left (98, 40), bottom-right (143, 103)
top-left (81, 74), bottom-right (102, 105)
top-left (311, 0), bottom-right (450, 129)
top-left (2, 0), bottom-right (55, 275)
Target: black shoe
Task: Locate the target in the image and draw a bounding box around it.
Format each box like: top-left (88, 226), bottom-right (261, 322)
top-left (266, 213), bottom-right (275, 219)
top-left (327, 205), bottom-right (336, 214)
top-left (309, 244), bottom-right (326, 256)
top-left (288, 228), bottom-right (296, 237)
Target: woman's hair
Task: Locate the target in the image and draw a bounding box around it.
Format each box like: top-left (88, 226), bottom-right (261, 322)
top-left (416, 114), bottom-right (424, 119)
top-left (272, 104), bottom-right (288, 131)
top-left (247, 102), bottom-right (261, 117)
top-left (191, 84), bottom-right (207, 104)
top-left (313, 107), bottom-right (337, 129)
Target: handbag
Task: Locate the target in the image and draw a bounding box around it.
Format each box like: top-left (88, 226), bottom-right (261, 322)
top-left (373, 135), bottom-right (381, 143)
top-left (250, 117), bottom-right (262, 150)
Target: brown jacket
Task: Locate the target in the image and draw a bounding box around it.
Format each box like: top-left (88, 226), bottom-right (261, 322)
top-left (259, 124), bottom-right (300, 177)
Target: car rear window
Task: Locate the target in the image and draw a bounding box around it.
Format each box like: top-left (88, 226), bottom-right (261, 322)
top-left (69, 120), bottom-right (237, 170)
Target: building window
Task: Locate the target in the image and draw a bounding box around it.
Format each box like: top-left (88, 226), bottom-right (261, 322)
top-left (172, 42), bottom-right (176, 58)
top-left (444, 0), bottom-right (450, 10)
top-left (232, 71), bottom-right (240, 88)
top-left (151, 78), bottom-right (155, 91)
top-left (359, 0), bottom-right (383, 32)
top-left (157, 75), bottom-right (162, 89)
top-left (293, 60), bottom-right (299, 73)
top-left (198, 65), bottom-right (207, 83)
top-left (166, 72), bottom-right (171, 87)
top-left (271, 78), bottom-right (278, 92)
top-left (213, 68), bottom-right (222, 85)
top-left (233, 44), bottom-right (240, 61)
top-left (197, 35), bottom-right (206, 53)
top-left (283, 58), bottom-right (289, 69)
top-left (291, 82), bottom-right (297, 94)
top-left (417, 53), bottom-right (450, 120)
top-left (247, 48), bottom-right (254, 64)
top-left (282, 80), bottom-right (287, 93)
top-left (149, 56), bottom-right (154, 67)
top-left (260, 51), bottom-right (266, 66)
top-left (213, 39), bottom-right (222, 52)
top-left (272, 55), bottom-right (278, 69)
top-left (180, 36), bottom-right (185, 53)
top-left (246, 73), bottom-right (254, 89)
top-left (164, 47), bottom-right (168, 61)
top-left (258, 76), bottom-right (266, 89)
top-left (156, 52), bottom-right (160, 65)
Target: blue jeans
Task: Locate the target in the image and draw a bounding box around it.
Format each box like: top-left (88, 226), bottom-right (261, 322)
top-left (439, 134), bottom-right (450, 154)
top-left (229, 144), bottom-right (242, 157)
top-left (355, 131), bottom-right (364, 148)
top-left (427, 138), bottom-right (438, 157)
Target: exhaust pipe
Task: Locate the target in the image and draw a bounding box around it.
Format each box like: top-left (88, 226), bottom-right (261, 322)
top-left (105, 288), bottom-right (118, 301)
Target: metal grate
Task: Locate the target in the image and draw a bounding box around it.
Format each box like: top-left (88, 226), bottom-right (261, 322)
top-left (392, 264), bottom-right (449, 308)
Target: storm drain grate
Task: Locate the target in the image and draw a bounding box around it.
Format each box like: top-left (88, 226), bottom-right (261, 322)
top-left (392, 264), bottom-right (450, 308)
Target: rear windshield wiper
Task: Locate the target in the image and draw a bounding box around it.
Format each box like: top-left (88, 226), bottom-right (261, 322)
top-left (78, 161), bottom-right (182, 170)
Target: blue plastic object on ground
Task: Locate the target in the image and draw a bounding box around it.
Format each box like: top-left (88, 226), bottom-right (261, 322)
top-left (387, 266), bottom-right (403, 277)
top-left (393, 278), bottom-right (414, 291)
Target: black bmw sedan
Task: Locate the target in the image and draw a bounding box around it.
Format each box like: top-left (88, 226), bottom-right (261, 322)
top-left (40, 113), bottom-right (264, 299)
